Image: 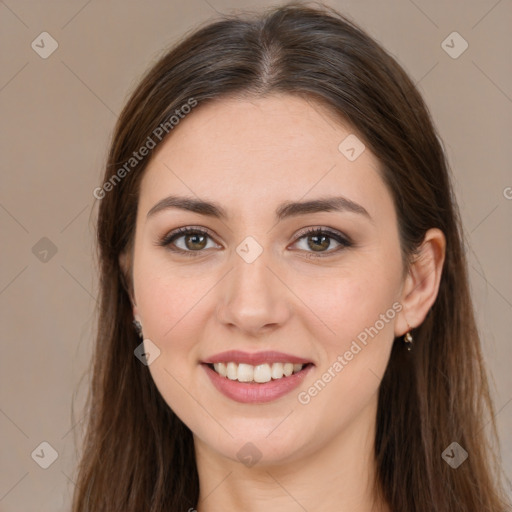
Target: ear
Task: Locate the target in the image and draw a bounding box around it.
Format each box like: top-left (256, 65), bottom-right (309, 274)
top-left (395, 228), bottom-right (446, 337)
top-left (119, 250), bottom-right (138, 317)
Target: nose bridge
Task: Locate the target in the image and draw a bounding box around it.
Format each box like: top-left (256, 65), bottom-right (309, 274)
top-left (216, 240), bottom-right (290, 334)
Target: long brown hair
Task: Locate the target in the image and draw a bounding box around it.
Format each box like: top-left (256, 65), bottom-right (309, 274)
top-left (72, 3), bottom-right (510, 510)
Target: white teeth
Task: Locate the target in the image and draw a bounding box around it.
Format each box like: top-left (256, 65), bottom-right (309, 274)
top-left (253, 364), bottom-right (271, 383)
top-left (211, 361), bottom-right (305, 382)
top-left (226, 362), bottom-right (238, 380)
top-left (271, 362), bottom-right (284, 379)
top-left (283, 363), bottom-right (294, 377)
top-left (213, 362), bottom-right (227, 377)
top-left (237, 363), bottom-right (254, 382)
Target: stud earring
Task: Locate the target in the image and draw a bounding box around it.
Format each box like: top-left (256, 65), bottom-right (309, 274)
top-left (133, 319), bottom-right (143, 339)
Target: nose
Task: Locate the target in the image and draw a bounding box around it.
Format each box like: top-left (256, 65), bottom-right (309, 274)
top-left (215, 248), bottom-right (292, 337)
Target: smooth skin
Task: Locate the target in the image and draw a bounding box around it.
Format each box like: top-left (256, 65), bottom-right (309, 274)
top-left (122, 94), bottom-right (446, 512)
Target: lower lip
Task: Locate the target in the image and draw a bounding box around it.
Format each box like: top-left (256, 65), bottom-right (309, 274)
top-left (202, 363), bottom-right (314, 403)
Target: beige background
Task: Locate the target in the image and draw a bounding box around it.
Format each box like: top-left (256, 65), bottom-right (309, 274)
top-left (0, 0), bottom-right (511, 510)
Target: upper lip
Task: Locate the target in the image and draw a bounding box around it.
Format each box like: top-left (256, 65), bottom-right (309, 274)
top-left (203, 350), bottom-right (313, 366)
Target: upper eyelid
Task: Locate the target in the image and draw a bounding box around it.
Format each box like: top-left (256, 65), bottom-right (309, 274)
top-left (294, 225), bottom-right (349, 239)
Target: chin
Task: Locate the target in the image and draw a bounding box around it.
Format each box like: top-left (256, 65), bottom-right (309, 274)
top-left (193, 418), bottom-right (317, 468)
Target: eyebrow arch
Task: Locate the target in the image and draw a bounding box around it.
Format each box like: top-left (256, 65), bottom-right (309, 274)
top-left (146, 195), bottom-right (372, 222)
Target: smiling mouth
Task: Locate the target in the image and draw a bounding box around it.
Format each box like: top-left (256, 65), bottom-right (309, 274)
top-left (206, 362), bottom-right (313, 383)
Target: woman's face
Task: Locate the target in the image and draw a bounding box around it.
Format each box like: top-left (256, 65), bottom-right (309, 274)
top-left (130, 94), bottom-right (407, 465)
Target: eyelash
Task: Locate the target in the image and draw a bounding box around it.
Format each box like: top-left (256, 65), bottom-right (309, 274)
top-left (157, 226), bottom-right (352, 258)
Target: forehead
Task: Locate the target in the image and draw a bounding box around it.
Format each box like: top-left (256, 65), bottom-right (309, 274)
top-left (139, 94), bottom-right (393, 222)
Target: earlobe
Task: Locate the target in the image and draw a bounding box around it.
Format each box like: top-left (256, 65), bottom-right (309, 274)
top-left (395, 228), bottom-right (446, 336)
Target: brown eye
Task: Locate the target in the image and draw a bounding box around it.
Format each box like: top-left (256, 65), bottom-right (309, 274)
top-left (182, 232), bottom-right (208, 250)
top-left (307, 233), bottom-right (331, 251)
top-left (293, 227), bottom-right (352, 257)
top-left (159, 227), bottom-right (219, 256)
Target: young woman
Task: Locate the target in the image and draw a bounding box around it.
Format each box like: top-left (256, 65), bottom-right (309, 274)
top-left (73, 3), bottom-right (511, 511)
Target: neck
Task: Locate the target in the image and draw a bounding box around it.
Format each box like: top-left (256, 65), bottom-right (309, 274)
top-left (193, 395), bottom-right (389, 512)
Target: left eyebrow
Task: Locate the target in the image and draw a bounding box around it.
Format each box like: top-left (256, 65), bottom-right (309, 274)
top-left (146, 194), bottom-right (373, 223)
top-left (276, 196), bottom-right (373, 223)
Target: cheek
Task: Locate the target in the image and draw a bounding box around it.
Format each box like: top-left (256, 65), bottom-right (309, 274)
top-left (294, 260), bottom-right (401, 411)
top-left (134, 260), bottom-right (209, 420)
top-left (133, 250), bottom-right (210, 347)
top-left (302, 265), bottom-right (400, 352)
